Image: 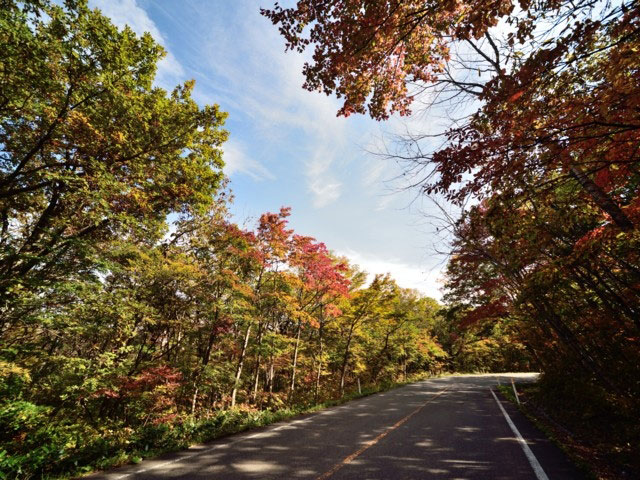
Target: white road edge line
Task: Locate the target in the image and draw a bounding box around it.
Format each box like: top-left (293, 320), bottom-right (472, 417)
top-left (490, 389), bottom-right (550, 480)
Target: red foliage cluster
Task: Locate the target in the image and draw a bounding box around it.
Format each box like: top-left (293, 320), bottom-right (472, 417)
top-left (119, 366), bottom-right (183, 393)
top-left (92, 366), bottom-right (183, 401)
top-left (289, 235), bottom-right (350, 298)
top-left (460, 298), bottom-right (509, 328)
top-left (256, 207), bottom-right (293, 265)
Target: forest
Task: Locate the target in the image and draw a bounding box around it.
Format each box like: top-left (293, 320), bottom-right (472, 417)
top-left (1, 0), bottom-right (639, 478)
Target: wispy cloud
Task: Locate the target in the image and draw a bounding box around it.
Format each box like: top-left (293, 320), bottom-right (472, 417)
top-left (375, 194), bottom-right (396, 212)
top-left (89, 0), bottom-right (185, 87)
top-left (337, 249), bottom-right (443, 300)
top-left (362, 158), bottom-right (387, 188)
top-left (191, 1), bottom-right (352, 208)
top-left (308, 179), bottom-right (342, 208)
top-left (223, 140), bottom-right (274, 181)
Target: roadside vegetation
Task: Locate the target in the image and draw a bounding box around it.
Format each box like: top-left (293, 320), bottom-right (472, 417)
top-left (499, 377), bottom-right (640, 479)
top-left (265, 1), bottom-right (640, 479)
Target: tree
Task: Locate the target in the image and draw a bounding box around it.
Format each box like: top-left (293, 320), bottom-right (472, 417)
top-left (287, 234), bottom-right (349, 395)
top-left (261, 0), bottom-right (511, 119)
top-left (423, 8), bottom-right (640, 231)
top-left (0, 0), bottom-right (228, 319)
top-left (230, 207), bottom-right (293, 406)
top-left (165, 196), bottom-right (256, 413)
top-left (442, 184), bottom-right (640, 395)
top-left (336, 274), bottom-right (396, 395)
top-left (364, 288), bottom-right (443, 381)
top-left (263, 1), bottom-right (639, 230)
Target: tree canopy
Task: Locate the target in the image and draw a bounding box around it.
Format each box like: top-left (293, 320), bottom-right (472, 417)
top-left (1, 0), bottom-right (228, 309)
top-left (4, 0), bottom-right (638, 476)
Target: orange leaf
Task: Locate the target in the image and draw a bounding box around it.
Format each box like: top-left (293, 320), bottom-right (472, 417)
top-left (509, 90), bottom-right (524, 102)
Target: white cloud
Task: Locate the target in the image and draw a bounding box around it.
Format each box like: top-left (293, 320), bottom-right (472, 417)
top-left (223, 140), bottom-right (274, 181)
top-left (338, 249), bottom-right (443, 300)
top-left (195, 2), bottom-right (353, 208)
top-left (362, 159), bottom-right (387, 188)
top-left (308, 179), bottom-right (342, 208)
top-left (89, 0), bottom-right (185, 86)
top-left (375, 194), bottom-right (396, 212)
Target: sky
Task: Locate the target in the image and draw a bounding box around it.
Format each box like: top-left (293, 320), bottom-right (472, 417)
top-left (90, 0), bottom-right (450, 300)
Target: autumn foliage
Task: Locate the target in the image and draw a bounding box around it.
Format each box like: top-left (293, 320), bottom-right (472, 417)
top-left (5, 0), bottom-right (640, 475)
top-left (266, 0), bottom-right (640, 471)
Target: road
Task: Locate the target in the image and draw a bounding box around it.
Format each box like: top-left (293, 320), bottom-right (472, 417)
top-left (89, 374), bottom-right (583, 480)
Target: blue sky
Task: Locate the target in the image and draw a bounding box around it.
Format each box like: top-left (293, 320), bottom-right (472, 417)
top-left (91, 0), bottom-right (447, 300)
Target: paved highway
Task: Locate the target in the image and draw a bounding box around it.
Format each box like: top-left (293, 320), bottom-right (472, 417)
top-left (89, 374), bottom-right (583, 480)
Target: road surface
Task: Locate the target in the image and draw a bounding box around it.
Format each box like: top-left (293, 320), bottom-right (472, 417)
top-left (89, 373), bottom-right (583, 480)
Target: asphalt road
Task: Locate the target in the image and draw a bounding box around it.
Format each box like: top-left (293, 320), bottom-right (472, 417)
top-left (89, 374), bottom-right (584, 480)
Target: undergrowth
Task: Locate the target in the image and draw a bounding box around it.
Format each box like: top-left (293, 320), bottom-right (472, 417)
top-left (0, 373), bottom-right (434, 480)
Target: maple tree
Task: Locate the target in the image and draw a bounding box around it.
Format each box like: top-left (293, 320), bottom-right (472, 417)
top-left (262, 0), bottom-right (610, 118)
top-left (262, 0), bottom-right (513, 119)
top-left (424, 5), bottom-right (640, 231)
top-left (264, 1), bottom-right (639, 228)
top-left (287, 234), bottom-right (350, 394)
top-left (443, 180), bottom-right (640, 392)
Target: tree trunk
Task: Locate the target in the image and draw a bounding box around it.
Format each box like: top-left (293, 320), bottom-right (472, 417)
top-left (191, 385), bottom-right (198, 415)
top-left (251, 322), bottom-right (264, 402)
top-left (190, 308), bottom-right (221, 413)
top-left (289, 321), bottom-right (302, 394)
top-left (340, 323), bottom-right (356, 397)
top-left (267, 358), bottom-right (275, 393)
top-left (231, 323), bottom-right (251, 407)
top-left (532, 297), bottom-right (620, 393)
top-left (569, 166), bottom-right (634, 231)
top-left (315, 322), bottom-right (324, 403)
top-left (371, 331), bottom-right (391, 382)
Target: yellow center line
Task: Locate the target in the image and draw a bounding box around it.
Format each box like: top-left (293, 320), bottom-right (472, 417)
top-left (315, 386), bottom-right (451, 480)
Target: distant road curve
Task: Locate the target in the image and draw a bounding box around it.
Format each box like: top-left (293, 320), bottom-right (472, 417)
top-left (88, 373), bottom-right (584, 480)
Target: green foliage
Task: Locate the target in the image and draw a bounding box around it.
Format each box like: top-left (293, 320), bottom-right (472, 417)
top-left (0, 0), bottom-right (228, 305)
top-left (433, 306), bottom-right (531, 373)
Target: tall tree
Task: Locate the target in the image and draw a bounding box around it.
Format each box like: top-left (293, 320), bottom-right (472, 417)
top-left (287, 234), bottom-right (350, 395)
top-left (230, 207), bottom-right (293, 406)
top-left (263, 1), bottom-right (639, 229)
top-left (0, 0), bottom-right (228, 321)
top-left (337, 274), bottom-right (396, 396)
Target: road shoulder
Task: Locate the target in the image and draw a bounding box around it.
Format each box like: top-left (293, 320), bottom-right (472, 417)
top-left (492, 387), bottom-right (585, 479)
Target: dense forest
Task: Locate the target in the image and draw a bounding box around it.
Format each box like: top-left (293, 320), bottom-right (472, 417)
top-left (0, 2), bottom-right (528, 477)
top-left (1, 0), bottom-right (639, 478)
